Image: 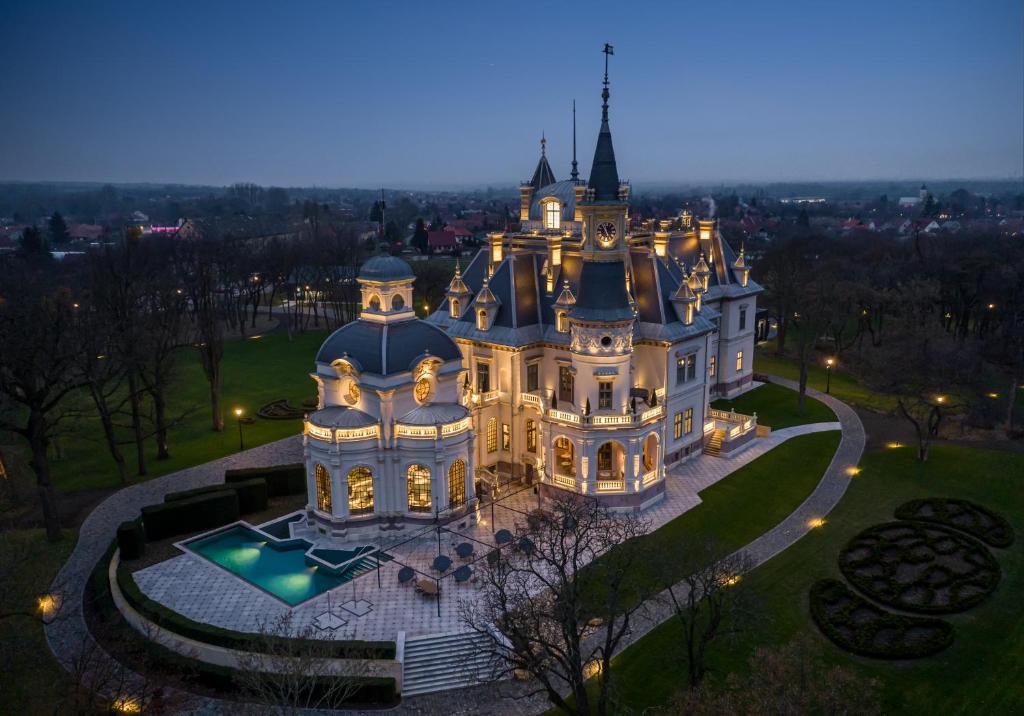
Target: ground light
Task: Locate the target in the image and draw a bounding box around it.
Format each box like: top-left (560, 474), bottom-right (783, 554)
top-left (886, 441), bottom-right (903, 449)
top-left (846, 466), bottom-right (862, 477)
top-left (235, 407), bottom-right (245, 450)
top-left (112, 697), bottom-right (141, 713)
top-left (807, 517), bottom-right (826, 529)
top-left (37, 593), bottom-right (59, 620)
top-left (825, 358), bottom-right (835, 394)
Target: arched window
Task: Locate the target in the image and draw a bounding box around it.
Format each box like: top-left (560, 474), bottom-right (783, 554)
top-left (407, 464), bottom-right (432, 513)
top-left (448, 459), bottom-right (466, 508)
top-left (554, 436), bottom-right (575, 477)
top-left (367, 294), bottom-right (381, 311)
top-left (450, 298), bottom-right (459, 318)
top-left (486, 418), bottom-right (497, 453)
top-left (597, 441), bottom-right (624, 478)
top-left (347, 466), bottom-right (374, 515)
top-left (477, 309), bottom-right (488, 331)
top-left (525, 419), bottom-right (537, 453)
top-left (643, 433), bottom-right (659, 472)
top-left (391, 293), bottom-right (405, 310)
top-left (556, 311), bottom-right (568, 333)
top-left (314, 463), bottom-right (332, 512)
top-left (544, 199), bottom-right (561, 230)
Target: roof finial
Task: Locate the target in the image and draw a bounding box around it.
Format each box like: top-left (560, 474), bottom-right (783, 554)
top-left (601, 43), bottom-right (614, 122)
top-left (570, 100), bottom-right (579, 181)
top-left (541, 132), bottom-right (546, 157)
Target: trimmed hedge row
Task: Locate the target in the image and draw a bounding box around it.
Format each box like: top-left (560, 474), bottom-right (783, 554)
top-left (809, 578), bottom-right (954, 659)
top-left (88, 541), bottom-right (397, 706)
top-left (142, 490), bottom-right (240, 542)
top-left (117, 519), bottom-right (146, 560)
top-left (166, 477), bottom-right (269, 515)
top-left (225, 463), bottom-right (305, 497)
top-left (114, 557), bottom-right (395, 660)
top-left (895, 497), bottom-right (1015, 548)
top-left (838, 521), bottom-right (1001, 614)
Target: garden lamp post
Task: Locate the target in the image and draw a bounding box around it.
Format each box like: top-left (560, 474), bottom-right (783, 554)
top-left (825, 358), bottom-right (834, 394)
top-left (235, 407), bottom-right (245, 451)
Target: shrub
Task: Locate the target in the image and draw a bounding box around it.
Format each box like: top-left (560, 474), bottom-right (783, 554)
top-left (166, 478), bottom-right (268, 515)
top-left (809, 579), bottom-right (954, 659)
top-left (838, 521), bottom-right (1000, 614)
top-left (225, 464), bottom-right (305, 497)
top-left (116, 519), bottom-right (145, 560)
top-left (142, 490), bottom-right (239, 541)
top-left (895, 497), bottom-right (1014, 548)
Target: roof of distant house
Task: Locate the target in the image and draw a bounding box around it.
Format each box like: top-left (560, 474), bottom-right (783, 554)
top-left (428, 230), bottom-right (457, 249)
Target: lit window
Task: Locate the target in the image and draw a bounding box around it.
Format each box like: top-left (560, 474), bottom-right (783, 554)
top-left (598, 381), bottom-right (612, 410)
top-left (347, 467), bottom-right (373, 515)
top-left (526, 419), bottom-right (537, 453)
top-left (736, 351), bottom-right (744, 372)
top-left (598, 442), bottom-right (613, 471)
top-left (367, 294), bottom-right (381, 311)
top-left (739, 306), bottom-right (747, 331)
top-left (677, 354), bottom-right (697, 383)
top-left (477, 363), bottom-right (490, 392)
top-left (407, 464), bottom-right (432, 513)
top-left (502, 423), bottom-right (511, 451)
top-left (477, 309), bottom-right (488, 331)
top-left (545, 200), bottom-right (561, 230)
top-left (559, 366), bottom-right (574, 404)
top-left (526, 363), bottom-right (539, 392)
top-left (315, 464), bottom-right (332, 513)
top-left (487, 418), bottom-right (497, 453)
top-left (685, 407), bottom-right (693, 434)
top-left (556, 311), bottom-right (568, 333)
top-left (448, 460), bottom-right (466, 508)
top-left (554, 436), bottom-right (575, 476)
top-left (709, 356), bottom-right (716, 378)
top-left (674, 412), bottom-right (682, 440)
top-left (450, 298), bottom-right (459, 318)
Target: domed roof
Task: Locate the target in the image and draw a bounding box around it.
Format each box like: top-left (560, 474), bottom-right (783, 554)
top-left (398, 403), bottom-right (469, 426)
top-left (359, 254), bottom-right (414, 282)
top-left (317, 319), bottom-right (461, 376)
top-left (309, 406), bottom-right (377, 428)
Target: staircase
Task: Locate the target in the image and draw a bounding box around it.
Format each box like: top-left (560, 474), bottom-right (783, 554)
top-left (704, 429), bottom-right (726, 457)
top-left (402, 631), bottom-right (502, 696)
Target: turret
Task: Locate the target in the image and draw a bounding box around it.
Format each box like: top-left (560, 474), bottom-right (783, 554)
top-left (553, 280), bottom-right (576, 333)
top-left (671, 275), bottom-right (697, 325)
top-left (733, 248), bottom-right (751, 288)
top-left (472, 278), bottom-right (499, 332)
top-left (694, 253), bottom-right (712, 292)
top-left (445, 259), bottom-right (472, 318)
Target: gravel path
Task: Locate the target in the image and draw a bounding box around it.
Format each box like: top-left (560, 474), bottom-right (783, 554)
top-left (43, 376), bottom-right (864, 715)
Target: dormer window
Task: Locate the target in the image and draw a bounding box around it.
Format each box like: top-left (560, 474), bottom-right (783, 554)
top-left (391, 294), bottom-right (405, 311)
top-left (368, 294), bottom-right (381, 311)
top-left (544, 199), bottom-right (561, 230)
top-left (556, 311), bottom-right (568, 333)
top-left (450, 298), bottom-right (460, 318)
top-left (477, 308), bottom-right (488, 331)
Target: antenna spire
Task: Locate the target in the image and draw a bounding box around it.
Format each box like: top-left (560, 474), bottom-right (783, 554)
top-left (570, 100), bottom-right (579, 181)
top-left (541, 131), bottom-right (546, 157)
top-left (601, 43), bottom-right (614, 122)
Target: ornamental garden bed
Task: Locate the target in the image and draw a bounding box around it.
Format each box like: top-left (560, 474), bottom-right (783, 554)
top-left (895, 497), bottom-right (1015, 548)
top-left (809, 578), bottom-right (954, 659)
top-left (838, 521), bottom-right (1001, 614)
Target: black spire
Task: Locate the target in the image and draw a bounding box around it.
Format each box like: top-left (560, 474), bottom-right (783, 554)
top-left (570, 100), bottom-right (579, 181)
top-left (529, 132), bottom-right (557, 189)
top-left (588, 43), bottom-right (620, 201)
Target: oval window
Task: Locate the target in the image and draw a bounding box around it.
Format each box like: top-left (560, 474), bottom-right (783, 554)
top-left (601, 335), bottom-right (612, 348)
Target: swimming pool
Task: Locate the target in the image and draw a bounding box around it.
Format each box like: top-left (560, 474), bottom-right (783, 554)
top-left (185, 524), bottom-right (389, 606)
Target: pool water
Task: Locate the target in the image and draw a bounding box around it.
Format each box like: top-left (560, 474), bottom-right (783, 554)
top-left (186, 525), bottom-right (386, 606)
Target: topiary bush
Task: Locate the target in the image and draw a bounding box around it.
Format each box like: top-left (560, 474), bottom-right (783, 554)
top-left (810, 578), bottom-right (954, 659)
top-left (142, 490), bottom-right (240, 541)
top-left (225, 464), bottom-right (305, 497)
top-left (895, 497), bottom-right (1014, 548)
top-left (116, 519), bottom-right (145, 560)
top-left (166, 478), bottom-right (268, 515)
top-left (838, 521), bottom-right (1000, 614)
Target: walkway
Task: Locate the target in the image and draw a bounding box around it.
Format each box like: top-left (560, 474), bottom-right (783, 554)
top-left (44, 377), bottom-right (862, 715)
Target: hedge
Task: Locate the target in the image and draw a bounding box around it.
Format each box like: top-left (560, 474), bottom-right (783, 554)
top-left (225, 464), bottom-right (305, 498)
top-left (114, 557), bottom-right (395, 660)
top-left (142, 490), bottom-right (239, 542)
top-left (809, 578), bottom-right (954, 659)
top-left (88, 540), bottom-right (397, 706)
top-left (116, 519), bottom-right (145, 560)
top-left (166, 478), bottom-right (269, 515)
top-left (895, 497), bottom-right (1015, 548)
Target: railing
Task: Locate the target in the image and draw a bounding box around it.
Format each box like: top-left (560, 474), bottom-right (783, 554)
top-left (395, 424), bottom-right (437, 438)
top-left (440, 417), bottom-right (471, 436)
top-left (552, 473), bottom-right (576, 489)
top-left (591, 414), bottom-right (634, 426)
top-left (305, 422), bottom-right (380, 443)
top-left (520, 392), bottom-right (544, 410)
top-left (640, 405), bottom-right (663, 422)
top-left (641, 468), bottom-right (658, 485)
top-left (596, 480), bottom-right (625, 492)
top-left (548, 408), bottom-right (582, 425)
top-left (705, 409), bottom-right (758, 442)
top-left (703, 420), bottom-right (716, 434)
top-left (476, 390), bottom-right (499, 404)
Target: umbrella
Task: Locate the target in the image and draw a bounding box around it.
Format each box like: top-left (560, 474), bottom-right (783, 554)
top-left (517, 537), bottom-right (535, 554)
top-left (454, 565), bottom-right (473, 583)
top-left (432, 555), bottom-right (453, 572)
top-left (397, 566), bottom-right (415, 584)
top-left (495, 529), bottom-right (513, 545)
top-left (456, 542), bottom-right (474, 558)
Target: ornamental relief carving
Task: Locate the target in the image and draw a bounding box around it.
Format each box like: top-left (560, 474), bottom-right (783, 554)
top-left (570, 325), bottom-right (632, 355)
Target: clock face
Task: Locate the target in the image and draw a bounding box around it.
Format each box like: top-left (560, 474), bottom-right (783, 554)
top-left (596, 221), bottom-right (617, 248)
top-left (414, 377), bottom-right (432, 403)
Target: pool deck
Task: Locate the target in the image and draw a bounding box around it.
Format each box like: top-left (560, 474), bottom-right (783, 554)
top-left (132, 421), bottom-right (841, 641)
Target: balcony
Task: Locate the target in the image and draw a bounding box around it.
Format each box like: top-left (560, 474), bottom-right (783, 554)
top-left (552, 473), bottom-right (577, 489)
top-left (520, 392), bottom-right (544, 410)
top-left (305, 422), bottom-right (380, 443)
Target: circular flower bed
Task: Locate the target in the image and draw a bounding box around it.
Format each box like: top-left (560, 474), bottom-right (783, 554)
top-left (810, 579), bottom-right (954, 659)
top-left (895, 498), bottom-right (1014, 548)
top-left (257, 399), bottom-right (307, 420)
top-left (839, 521), bottom-right (1000, 614)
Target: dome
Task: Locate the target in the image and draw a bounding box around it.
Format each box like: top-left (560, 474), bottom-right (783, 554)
top-left (398, 403), bottom-right (470, 426)
top-left (359, 255), bottom-right (415, 282)
top-left (317, 319), bottom-right (461, 376)
top-left (309, 406), bottom-right (377, 428)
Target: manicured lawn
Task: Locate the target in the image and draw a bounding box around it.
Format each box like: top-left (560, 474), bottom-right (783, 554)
top-left (606, 444), bottom-right (1024, 714)
top-left (52, 330), bottom-right (327, 491)
top-left (753, 347), bottom-right (898, 413)
top-left (711, 382), bottom-right (835, 429)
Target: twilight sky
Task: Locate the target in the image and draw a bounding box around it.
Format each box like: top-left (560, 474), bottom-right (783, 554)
top-left (1, 0), bottom-right (1021, 188)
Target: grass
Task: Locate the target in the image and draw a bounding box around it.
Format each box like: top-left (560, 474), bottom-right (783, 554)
top-left (711, 382), bottom-right (835, 429)
top-left (604, 444), bottom-right (1024, 715)
top-left (51, 330), bottom-right (327, 492)
top-left (0, 528), bottom-right (77, 714)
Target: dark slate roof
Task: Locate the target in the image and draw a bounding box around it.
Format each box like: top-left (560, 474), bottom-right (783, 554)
top-left (587, 117), bottom-right (620, 201)
top-left (529, 180), bottom-right (577, 222)
top-left (358, 254), bottom-right (414, 281)
top-left (399, 403), bottom-right (470, 425)
top-left (316, 318), bottom-right (461, 375)
top-left (571, 260), bottom-right (634, 321)
top-left (530, 153), bottom-right (557, 190)
top-left (310, 406), bottom-right (377, 428)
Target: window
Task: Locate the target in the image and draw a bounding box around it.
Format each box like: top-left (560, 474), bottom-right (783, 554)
top-left (450, 298), bottom-right (459, 318)
top-left (554, 436), bottom-right (575, 476)
top-left (736, 351), bottom-right (744, 372)
top-left (347, 467), bottom-right (374, 515)
top-left (643, 433), bottom-right (658, 471)
top-left (544, 199), bottom-right (561, 230)
top-left (558, 366), bottom-right (574, 404)
top-left (315, 464), bottom-right (332, 512)
top-left (367, 294), bottom-right (381, 311)
top-left (487, 418), bottom-right (497, 453)
top-left (477, 363), bottom-right (490, 392)
top-left (709, 356), bottom-right (716, 378)
top-left (448, 460), bottom-right (466, 508)
top-left (598, 381), bottom-right (612, 410)
top-left (739, 306), bottom-right (747, 331)
top-left (526, 419), bottom-right (537, 453)
top-left (598, 442), bottom-right (613, 472)
top-left (677, 354), bottom-right (697, 383)
top-left (477, 309), bottom-right (488, 331)
top-left (407, 464), bottom-right (432, 513)
top-left (685, 407), bottom-right (694, 434)
top-left (502, 423), bottom-right (511, 451)
top-left (556, 311), bottom-right (568, 333)
top-left (674, 412), bottom-right (682, 440)
top-left (391, 293), bottom-right (405, 310)
top-left (526, 363), bottom-right (539, 392)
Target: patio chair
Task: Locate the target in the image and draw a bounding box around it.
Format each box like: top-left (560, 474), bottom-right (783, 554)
top-left (455, 542), bottom-right (474, 559)
top-left (432, 554), bottom-right (453, 573)
top-left (453, 565), bottom-right (473, 583)
top-left (495, 528), bottom-right (513, 545)
top-left (397, 566), bottom-right (415, 585)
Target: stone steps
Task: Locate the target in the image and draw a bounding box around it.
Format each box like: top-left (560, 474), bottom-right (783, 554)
top-left (704, 429), bottom-right (726, 457)
top-left (402, 631), bottom-right (501, 696)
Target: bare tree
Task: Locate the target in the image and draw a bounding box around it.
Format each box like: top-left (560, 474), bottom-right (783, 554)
top-left (233, 611), bottom-right (373, 715)
top-left (460, 494), bottom-right (655, 716)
